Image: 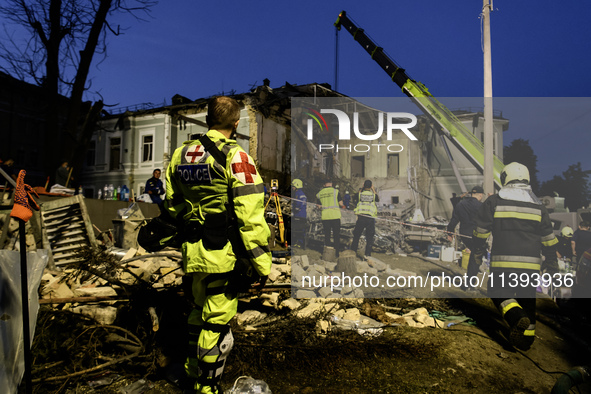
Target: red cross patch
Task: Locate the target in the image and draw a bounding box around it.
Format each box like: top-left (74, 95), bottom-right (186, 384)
top-left (185, 144), bottom-right (205, 163)
top-left (231, 151), bottom-right (258, 185)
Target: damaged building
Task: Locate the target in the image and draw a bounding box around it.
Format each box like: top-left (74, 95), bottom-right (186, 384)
top-left (81, 82), bottom-right (345, 197)
top-left (292, 95), bottom-right (509, 220)
top-left (83, 81), bottom-right (507, 226)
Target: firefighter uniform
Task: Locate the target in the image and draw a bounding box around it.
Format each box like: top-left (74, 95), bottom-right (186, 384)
top-left (291, 179), bottom-right (307, 247)
top-left (473, 163), bottom-right (558, 351)
top-left (166, 129), bottom-right (272, 393)
top-left (316, 184), bottom-right (342, 256)
top-left (351, 184), bottom-right (379, 257)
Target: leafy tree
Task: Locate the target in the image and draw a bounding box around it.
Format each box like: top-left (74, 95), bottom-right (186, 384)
top-left (0, 0), bottom-right (156, 182)
top-left (540, 162), bottom-right (590, 211)
top-left (503, 138), bottom-right (540, 193)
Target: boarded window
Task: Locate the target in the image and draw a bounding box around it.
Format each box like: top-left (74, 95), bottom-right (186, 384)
top-left (86, 140), bottom-right (96, 167)
top-left (351, 156), bottom-right (365, 177)
top-left (110, 137), bottom-right (121, 171)
top-left (387, 153), bottom-right (399, 177)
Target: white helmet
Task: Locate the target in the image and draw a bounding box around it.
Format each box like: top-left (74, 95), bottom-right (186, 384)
top-left (501, 162), bottom-right (530, 186)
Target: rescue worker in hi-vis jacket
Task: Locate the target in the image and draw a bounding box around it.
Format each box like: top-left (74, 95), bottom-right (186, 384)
top-left (472, 162), bottom-right (558, 351)
top-left (350, 179), bottom-right (379, 258)
top-left (165, 96), bottom-right (272, 393)
top-left (316, 179), bottom-right (345, 257)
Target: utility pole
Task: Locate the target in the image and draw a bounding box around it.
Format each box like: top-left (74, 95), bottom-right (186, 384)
top-left (483, 0), bottom-right (494, 194)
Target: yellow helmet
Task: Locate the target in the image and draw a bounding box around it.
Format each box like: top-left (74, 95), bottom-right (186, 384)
top-left (291, 179), bottom-right (303, 189)
top-left (561, 227), bottom-right (574, 237)
top-left (500, 162), bottom-right (530, 186)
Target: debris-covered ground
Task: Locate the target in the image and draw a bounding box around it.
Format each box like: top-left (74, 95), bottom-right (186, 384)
top-left (10, 245), bottom-right (591, 394)
top-left (2, 202), bottom-right (590, 394)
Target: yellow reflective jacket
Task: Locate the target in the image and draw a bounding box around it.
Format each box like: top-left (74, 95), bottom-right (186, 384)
top-left (165, 129), bottom-right (272, 276)
top-left (316, 187), bottom-right (341, 220)
top-left (354, 190), bottom-right (378, 217)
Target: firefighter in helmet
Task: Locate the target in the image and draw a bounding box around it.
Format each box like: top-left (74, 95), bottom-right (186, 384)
top-left (291, 178), bottom-right (307, 248)
top-left (473, 162), bottom-right (558, 351)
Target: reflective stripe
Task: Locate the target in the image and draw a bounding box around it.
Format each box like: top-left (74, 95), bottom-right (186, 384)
top-left (491, 261), bottom-right (541, 270)
top-left (232, 184), bottom-right (265, 198)
top-left (220, 143), bottom-right (232, 155)
top-left (205, 286), bottom-right (227, 296)
top-left (542, 236), bottom-right (558, 247)
top-left (203, 322), bottom-right (231, 333)
top-left (524, 324), bottom-right (535, 337)
top-left (198, 346), bottom-right (221, 357)
top-left (354, 191), bottom-right (377, 217)
top-left (494, 255), bottom-right (541, 264)
top-left (500, 299), bottom-right (520, 316)
top-left (541, 233), bottom-right (555, 242)
top-left (213, 161), bottom-right (225, 175)
top-left (494, 211), bottom-right (541, 221)
top-left (474, 227), bottom-right (491, 239)
top-left (247, 245), bottom-right (270, 259)
top-left (495, 205), bottom-right (541, 215)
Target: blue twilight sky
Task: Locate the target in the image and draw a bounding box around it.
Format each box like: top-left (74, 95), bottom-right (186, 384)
top-left (2, 0), bottom-right (590, 182)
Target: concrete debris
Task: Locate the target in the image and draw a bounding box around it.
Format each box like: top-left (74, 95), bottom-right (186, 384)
top-left (306, 210), bottom-right (453, 255)
top-left (279, 298), bottom-right (301, 311)
top-left (70, 305), bottom-right (118, 325)
top-left (74, 286), bottom-right (118, 298)
top-left (237, 310), bottom-right (267, 326)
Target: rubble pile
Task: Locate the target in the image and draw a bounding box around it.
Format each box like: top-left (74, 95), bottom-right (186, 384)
top-left (38, 247), bottom-right (185, 324)
top-left (289, 254), bottom-right (418, 300)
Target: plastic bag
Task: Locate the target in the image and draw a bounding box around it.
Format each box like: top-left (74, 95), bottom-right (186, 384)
top-left (0, 250), bottom-right (49, 394)
top-left (226, 376), bottom-right (272, 394)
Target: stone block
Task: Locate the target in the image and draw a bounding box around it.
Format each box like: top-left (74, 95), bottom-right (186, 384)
top-left (295, 302), bottom-right (323, 318)
top-left (365, 256), bottom-right (387, 271)
top-left (261, 292), bottom-right (280, 308)
top-left (295, 289), bottom-right (317, 299)
top-left (351, 289), bottom-right (365, 299)
top-left (342, 308), bottom-right (361, 321)
top-left (280, 298), bottom-right (301, 311)
top-left (404, 307), bottom-right (429, 317)
top-left (316, 320), bottom-right (330, 334)
top-left (236, 310), bottom-right (266, 326)
top-left (268, 267), bottom-right (282, 282)
top-left (318, 287), bottom-right (332, 298)
top-left (122, 248), bottom-right (137, 261)
top-left (43, 281), bottom-right (75, 299)
top-left (273, 264), bottom-right (291, 274)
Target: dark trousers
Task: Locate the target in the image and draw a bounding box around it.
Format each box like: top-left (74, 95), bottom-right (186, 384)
top-left (322, 219), bottom-right (341, 256)
top-left (463, 237), bottom-right (480, 279)
top-left (292, 217), bottom-right (307, 247)
top-left (351, 215), bottom-right (376, 256)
